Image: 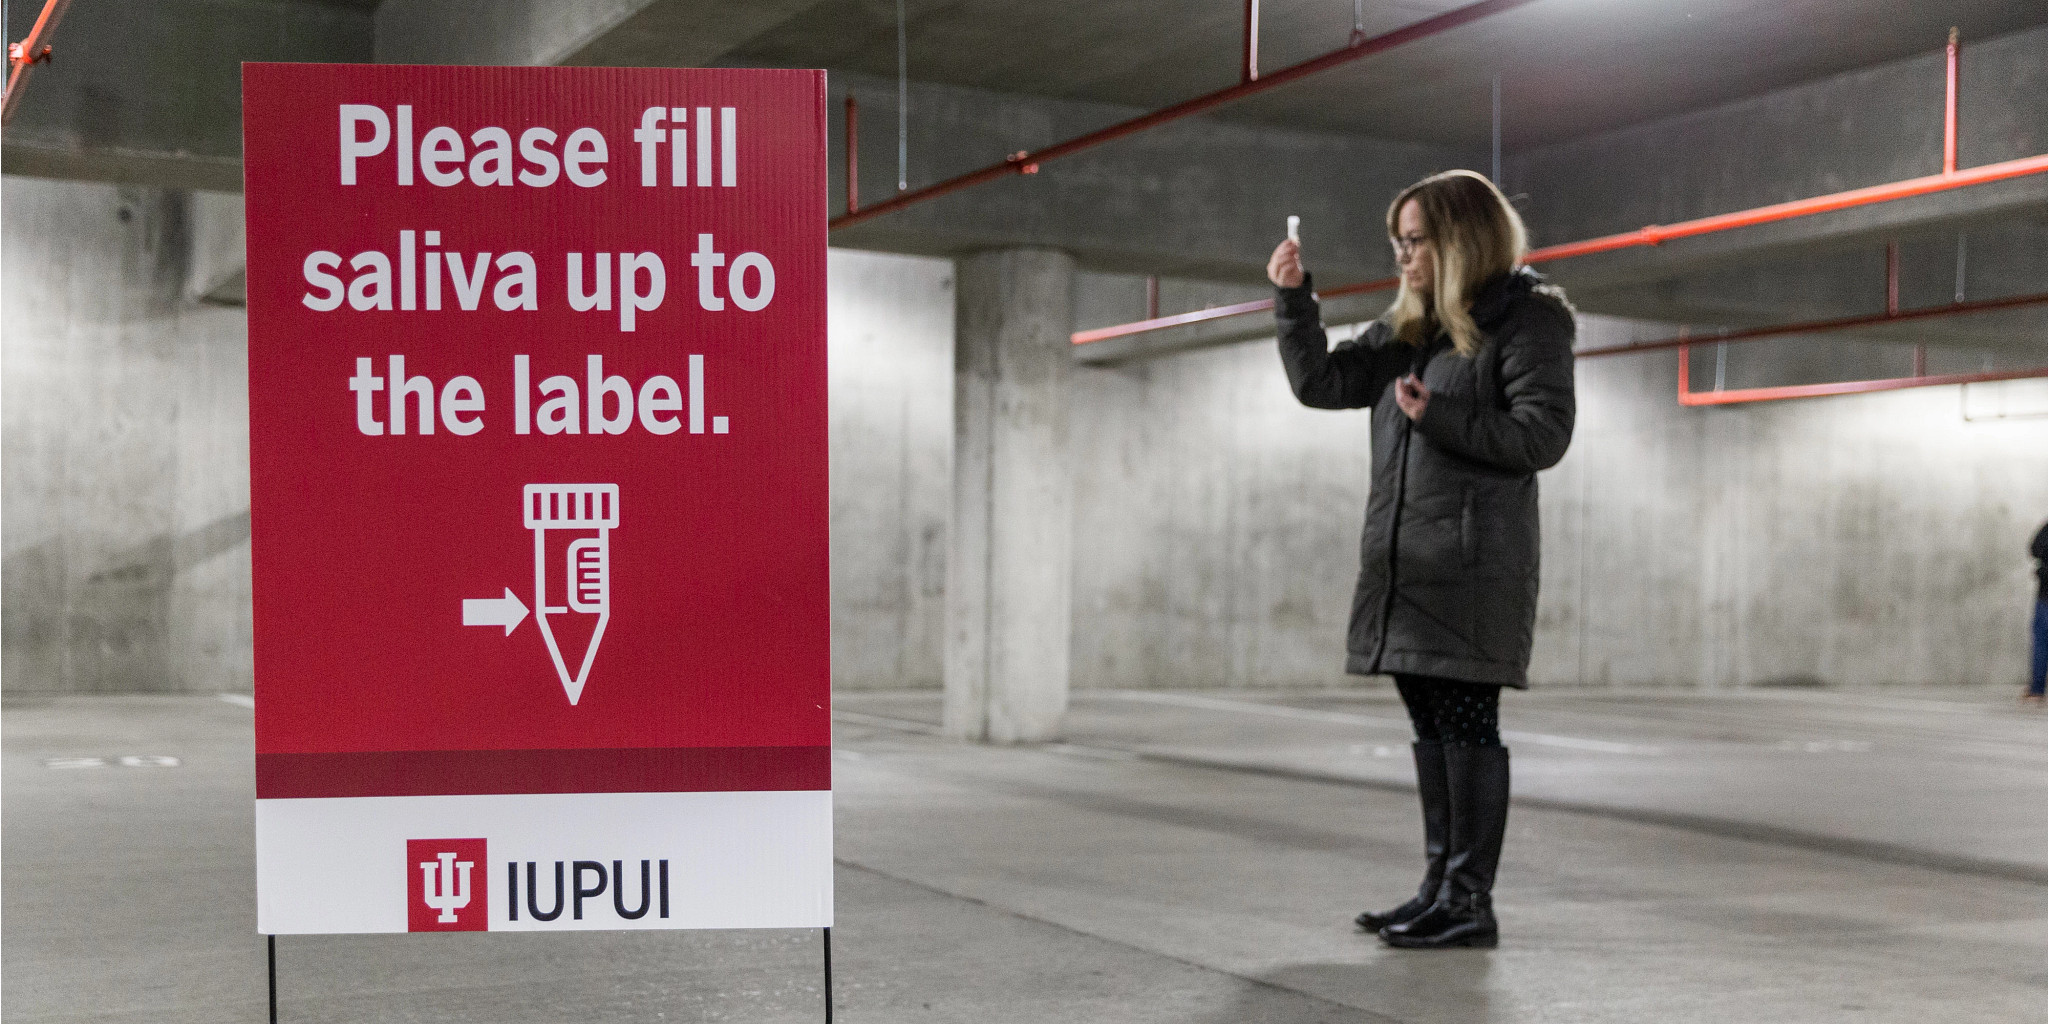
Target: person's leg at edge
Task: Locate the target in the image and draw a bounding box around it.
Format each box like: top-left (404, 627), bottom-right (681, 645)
top-left (2027, 599), bottom-right (2047, 700)
top-left (1383, 678), bottom-right (1509, 949)
top-left (1355, 678), bottom-right (1452, 931)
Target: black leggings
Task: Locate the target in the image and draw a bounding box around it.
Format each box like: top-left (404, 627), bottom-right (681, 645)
top-left (1394, 674), bottom-right (1502, 747)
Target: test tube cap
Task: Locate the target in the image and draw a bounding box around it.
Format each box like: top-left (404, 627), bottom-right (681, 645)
top-left (525, 483), bottom-right (620, 529)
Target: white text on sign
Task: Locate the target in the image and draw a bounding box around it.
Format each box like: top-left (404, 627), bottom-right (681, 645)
top-left (347, 354), bottom-right (730, 437)
top-left (308, 103), bottom-right (775, 332)
top-left (301, 232), bottom-right (774, 330)
top-left (338, 105), bottom-right (739, 189)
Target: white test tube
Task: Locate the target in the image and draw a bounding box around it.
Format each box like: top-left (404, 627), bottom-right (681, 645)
top-left (1287, 215), bottom-right (1300, 244)
top-left (523, 484), bottom-right (620, 705)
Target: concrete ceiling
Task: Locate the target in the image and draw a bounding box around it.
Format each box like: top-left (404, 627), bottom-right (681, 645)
top-left (7, 0), bottom-right (2043, 360)
top-left (716, 0), bottom-right (2048, 147)
top-left (230, 0), bottom-right (2048, 148)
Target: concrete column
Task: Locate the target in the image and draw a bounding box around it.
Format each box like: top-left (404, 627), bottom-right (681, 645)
top-left (945, 248), bottom-right (1075, 743)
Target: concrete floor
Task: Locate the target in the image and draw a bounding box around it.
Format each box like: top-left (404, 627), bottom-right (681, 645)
top-left (6, 687), bottom-right (2048, 1022)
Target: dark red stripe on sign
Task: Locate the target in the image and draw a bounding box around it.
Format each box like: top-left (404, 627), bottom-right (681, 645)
top-left (256, 746), bottom-right (830, 799)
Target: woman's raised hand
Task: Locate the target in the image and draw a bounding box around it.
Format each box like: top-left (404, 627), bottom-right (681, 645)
top-left (1267, 239), bottom-right (1304, 288)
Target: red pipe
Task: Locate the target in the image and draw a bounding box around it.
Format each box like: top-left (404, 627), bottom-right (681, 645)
top-left (1571, 290), bottom-right (2048, 359)
top-left (830, 0), bottom-right (1543, 231)
top-left (1664, 275), bottom-right (2048, 405)
top-left (1944, 27), bottom-right (1960, 176)
top-left (1071, 275), bottom-right (1396, 345)
top-left (1679, 363), bottom-right (2048, 406)
top-left (845, 96), bottom-right (860, 214)
top-left (2, 0), bottom-right (72, 127)
top-left (1074, 297), bottom-right (1275, 344)
top-left (1243, 0), bottom-right (1260, 83)
top-left (1070, 151), bottom-right (2048, 346)
top-left (1072, 29), bottom-right (2037, 348)
top-left (1523, 152), bottom-right (2048, 263)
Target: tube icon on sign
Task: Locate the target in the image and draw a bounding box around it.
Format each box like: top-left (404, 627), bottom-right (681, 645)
top-left (524, 484), bottom-right (618, 705)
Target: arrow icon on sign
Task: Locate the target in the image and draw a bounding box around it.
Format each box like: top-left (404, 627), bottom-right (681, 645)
top-left (463, 588), bottom-right (529, 635)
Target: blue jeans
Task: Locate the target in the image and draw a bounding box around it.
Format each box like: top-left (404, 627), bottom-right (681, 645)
top-left (2033, 600), bottom-right (2048, 697)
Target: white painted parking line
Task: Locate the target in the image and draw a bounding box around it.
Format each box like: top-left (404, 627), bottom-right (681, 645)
top-left (1773, 739), bottom-right (1875, 753)
top-left (1500, 730), bottom-right (1662, 755)
top-left (833, 709), bottom-right (942, 735)
top-left (42, 755), bottom-right (183, 769)
top-left (1093, 690), bottom-right (1412, 729)
top-left (1088, 690), bottom-right (1666, 755)
top-left (118, 755), bottom-right (182, 768)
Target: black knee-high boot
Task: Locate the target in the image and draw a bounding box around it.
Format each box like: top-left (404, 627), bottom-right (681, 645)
top-left (1355, 741), bottom-right (1449, 931)
top-left (1382, 744), bottom-right (1508, 949)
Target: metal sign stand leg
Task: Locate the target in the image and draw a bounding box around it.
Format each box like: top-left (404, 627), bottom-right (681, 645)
top-left (822, 927), bottom-right (834, 1023)
top-left (267, 935), bottom-right (278, 1024)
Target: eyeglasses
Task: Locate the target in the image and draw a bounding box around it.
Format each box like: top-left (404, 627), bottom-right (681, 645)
top-left (1390, 233), bottom-right (1431, 262)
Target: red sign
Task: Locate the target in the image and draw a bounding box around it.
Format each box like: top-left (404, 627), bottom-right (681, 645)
top-left (245, 63), bottom-right (830, 935)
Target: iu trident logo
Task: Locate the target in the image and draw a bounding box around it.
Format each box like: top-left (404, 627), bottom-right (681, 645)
top-left (407, 838), bottom-right (488, 931)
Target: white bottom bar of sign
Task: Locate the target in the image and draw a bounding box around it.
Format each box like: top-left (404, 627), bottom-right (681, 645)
top-left (256, 790), bottom-right (832, 934)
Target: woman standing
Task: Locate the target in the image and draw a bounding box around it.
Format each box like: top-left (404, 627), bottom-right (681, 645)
top-left (1266, 170), bottom-right (1576, 949)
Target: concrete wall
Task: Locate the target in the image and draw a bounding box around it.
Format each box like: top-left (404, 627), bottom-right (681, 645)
top-left (1067, 272), bottom-right (1371, 688)
top-left (0, 0), bottom-right (372, 192)
top-left (3, 176), bottom-right (253, 693)
top-left (1062, 279), bottom-right (2048, 689)
top-left (0, 212), bottom-right (958, 695)
top-left (827, 249), bottom-right (953, 690)
top-left (1540, 338), bottom-right (2048, 689)
top-left (6, 193), bottom-right (2042, 694)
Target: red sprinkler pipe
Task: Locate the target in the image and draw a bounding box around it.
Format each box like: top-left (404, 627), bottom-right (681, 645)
top-left (2, 0), bottom-right (72, 127)
top-left (1070, 275), bottom-right (1396, 345)
top-left (1071, 30), bottom-right (2040, 350)
top-left (1571, 289), bottom-right (2048, 360)
top-left (845, 96), bottom-right (860, 214)
top-left (1944, 27), bottom-right (1960, 176)
top-left (1070, 152), bottom-right (2048, 346)
top-left (1664, 285), bottom-right (2048, 406)
top-left (1521, 153), bottom-right (2048, 263)
top-left (830, 0), bottom-right (1544, 231)
top-left (1679, 361), bottom-right (2048, 407)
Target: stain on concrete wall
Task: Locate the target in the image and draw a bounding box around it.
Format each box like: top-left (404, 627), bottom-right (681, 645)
top-left (1061, 273), bottom-right (2046, 689)
top-left (6, 197), bottom-right (2041, 693)
top-left (3, 177), bottom-right (252, 692)
top-left (1544, 347), bottom-right (2048, 688)
top-left (827, 249), bottom-right (953, 689)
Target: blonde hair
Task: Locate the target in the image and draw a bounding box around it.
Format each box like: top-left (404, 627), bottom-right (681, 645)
top-left (1383, 170), bottom-right (1528, 357)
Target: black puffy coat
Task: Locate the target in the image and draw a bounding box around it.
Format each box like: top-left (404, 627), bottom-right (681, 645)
top-left (1276, 268), bottom-right (1576, 688)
